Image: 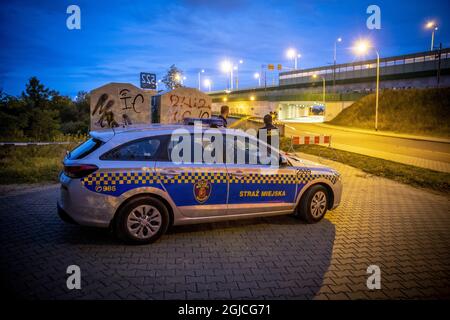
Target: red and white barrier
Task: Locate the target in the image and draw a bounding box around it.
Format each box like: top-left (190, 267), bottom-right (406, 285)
top-left (291, 135), bottom-right (331, 145)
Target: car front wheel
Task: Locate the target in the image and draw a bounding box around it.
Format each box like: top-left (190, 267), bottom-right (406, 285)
top-left (115, 197), bottom-right (169, 244)
top-left (297, 185), bottom-right (329, 223)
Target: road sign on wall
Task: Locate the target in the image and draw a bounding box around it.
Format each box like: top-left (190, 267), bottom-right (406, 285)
top-left (140, 72), bottom-right (157, 89)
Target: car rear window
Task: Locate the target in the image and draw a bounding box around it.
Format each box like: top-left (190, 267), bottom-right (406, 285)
top-left (68, 138), bottom-right (104, 160)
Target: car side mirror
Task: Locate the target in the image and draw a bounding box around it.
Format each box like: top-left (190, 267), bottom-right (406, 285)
top-left (279, 155), bottom-right (288, 166)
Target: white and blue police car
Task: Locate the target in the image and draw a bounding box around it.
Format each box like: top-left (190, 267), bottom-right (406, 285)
top-left (58, 124), bottom-right (342, 244)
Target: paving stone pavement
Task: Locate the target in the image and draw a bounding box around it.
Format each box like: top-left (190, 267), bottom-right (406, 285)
top-left (1, 156), bottom-right (449, 300)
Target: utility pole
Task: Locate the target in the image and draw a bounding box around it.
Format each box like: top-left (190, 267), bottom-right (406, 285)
top-left (437, 43), bottom-right (442, 87)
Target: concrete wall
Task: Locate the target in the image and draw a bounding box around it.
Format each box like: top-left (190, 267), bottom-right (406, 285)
top-left (90, 82), bottom-right (155, 130)
top-left (212, 99), bottom-right (354, 122)
top-left (158, 87), bottom-right (212, 123)
top-left (324, 101), bottom-right (354, 121)
top-left (212, 100), bottom-right (279, 117)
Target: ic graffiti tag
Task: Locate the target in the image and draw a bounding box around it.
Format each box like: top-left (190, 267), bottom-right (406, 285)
top-left (119, 89), bottom-right (144, 113)
top-left (92, 88), bottom-right (149, 128)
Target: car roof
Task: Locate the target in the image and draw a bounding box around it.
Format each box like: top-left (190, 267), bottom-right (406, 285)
top-left (90, 124), bottom-right (248, 142)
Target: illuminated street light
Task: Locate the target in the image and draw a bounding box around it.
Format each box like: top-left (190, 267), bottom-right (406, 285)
top-left (312, 74), bottom-right (326, 106)
top-left (198, 69), bottom-right (205, 90)
top-left (333, 37), bottom-right (342, 91)
top-left (254, 72), bottom-right (261, 87)
top-left (220, 60), bottom-right (233, 90)
top-left (425, 21), bottom-right (438, 51)
top-left (234, 59), bottom-right (244, 90)
top-left (286, 48), bottom-right (300, 69)
top-left (334, 37), bottom-right (342, 65)
top-left (250, 95), bottom-right (255, 101)
top-left (220, 60), bottom-right (232, 73)
top-left (353, 39), bottom-right (380, 131)
top-left (203, 78), bottom-right (212, 92)
top-left (354, 40), bottom-right (370, 56)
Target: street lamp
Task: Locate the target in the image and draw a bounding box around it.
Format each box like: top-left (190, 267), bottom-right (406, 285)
top-left (426, 21), bottom-right (438, 51)
top-left (312, 74), bottom-right (326, 106)
top-left (353, 39), bottom-right (380, 131)
top-left (174, 73), bottom-right (181, 88)
top-left (254, 72), bottom-right (261, 87)
top-left (334, 37), bottom-right (342, 65)
top-left (286, 48), bottom-right (301, 69)
top-left (234, 59), bottom-right (244, 90)
top-left (220, 60), bottom-right (233, 90)
top-left (333, 37), bottom-right (342, 90)
top-left (203, 78), bottom-right (212, 92)
top-left (198, 69), bottom-right (205, 90)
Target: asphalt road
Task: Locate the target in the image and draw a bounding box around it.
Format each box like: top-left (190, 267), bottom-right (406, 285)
top-left (283, 123), bottom-right (450, 172)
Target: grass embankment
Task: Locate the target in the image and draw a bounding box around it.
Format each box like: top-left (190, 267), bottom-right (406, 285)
top-left (280, 140), bottom-right (450, 194)
top-left (329, 88), bottom-right (450, 138)
top-left (0, 143), bottom-right (78, 184)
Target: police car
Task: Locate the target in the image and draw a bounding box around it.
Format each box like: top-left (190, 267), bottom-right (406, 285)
top-left (58, 124), bottom-right (342, 244)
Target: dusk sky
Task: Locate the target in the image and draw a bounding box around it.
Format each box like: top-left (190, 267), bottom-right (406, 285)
top-left (1, 0), bottom-right (449, 97)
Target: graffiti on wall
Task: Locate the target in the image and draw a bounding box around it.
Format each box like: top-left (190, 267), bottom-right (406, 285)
top-left (160, 87), bottom-right (212, 123)
top-left (90, 83), bottom-right (153, 130)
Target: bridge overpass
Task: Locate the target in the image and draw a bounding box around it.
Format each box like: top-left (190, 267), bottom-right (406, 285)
top-left (208, 48), bottom-right (450, 122)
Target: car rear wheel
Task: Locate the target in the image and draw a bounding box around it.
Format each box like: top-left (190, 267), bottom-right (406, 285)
top-left (115, 197), bottom-right (169, 244)
top-left (297, 185), bottom-right (328, 223)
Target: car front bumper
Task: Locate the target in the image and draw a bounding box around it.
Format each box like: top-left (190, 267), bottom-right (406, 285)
top-left (331, 179), bottom-right (343, 210)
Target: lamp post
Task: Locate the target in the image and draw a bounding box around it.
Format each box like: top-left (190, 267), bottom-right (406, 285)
top-left (174, 73), bottom-right (181, 89)
top-left (426, 21), bottom-right (438, 51)
top-left (254, 72), bottom-right (261, 87)
top-left (234, 60), bottom-right (243, 90)
top-left (197, 69), bottom-right (205, 90)
top-left (286, 48), bottom-right (301, 69)
top-left (353, 40), bottom-right (380, 131)
top-left (312, 74), bottom-right (326, 106)
top-left (220, 60), bottom-right (232, 90)
top-left (333, 37), bottom-right (342, 90)
top-left (203, 78), bottom-right (212, 92)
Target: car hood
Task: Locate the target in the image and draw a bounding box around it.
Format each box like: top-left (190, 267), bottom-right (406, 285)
top-left (284, 153), bottom-right (335, 173)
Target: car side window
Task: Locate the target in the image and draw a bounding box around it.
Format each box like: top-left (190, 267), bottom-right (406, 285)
top-left (100, 136), bottom-right (169, 161)
top-left (167, 133), bottom-right (226, 164)
top-left (232, 136), bottom-right (278, 166)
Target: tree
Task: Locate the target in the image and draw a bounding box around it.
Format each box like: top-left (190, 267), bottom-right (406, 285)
top-left (60, 91), bottom-right (90, 135)
top-left (161, 65), bottom-right (184, 90)
top-left (21, 77), bottom-right (55, 109)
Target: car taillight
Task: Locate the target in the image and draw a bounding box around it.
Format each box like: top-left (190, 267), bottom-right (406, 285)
top-left (63, 164), bottom-right (98, 179)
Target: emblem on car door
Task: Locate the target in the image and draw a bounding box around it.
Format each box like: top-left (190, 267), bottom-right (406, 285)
top-left (193, 180), bottom-right (212, 204)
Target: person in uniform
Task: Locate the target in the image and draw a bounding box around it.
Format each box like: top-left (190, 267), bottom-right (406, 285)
top-left (218, 105), bottom-right (229, 128)
top-left (257, 114), bottom-right (279, 146)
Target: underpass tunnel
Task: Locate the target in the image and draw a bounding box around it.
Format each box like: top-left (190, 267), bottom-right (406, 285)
top-left (277, 102), bottom-right (325, 123)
